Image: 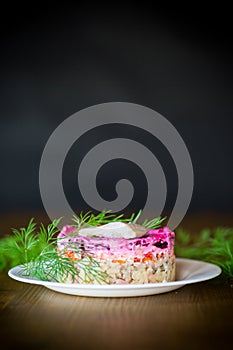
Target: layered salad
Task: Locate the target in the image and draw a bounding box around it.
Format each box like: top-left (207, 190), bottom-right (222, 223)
top-left (57, 222), bottom-right (175, 284)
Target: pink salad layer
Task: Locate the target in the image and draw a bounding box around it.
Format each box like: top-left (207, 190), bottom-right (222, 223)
top-left (57, 226), bottom-right (175, 261)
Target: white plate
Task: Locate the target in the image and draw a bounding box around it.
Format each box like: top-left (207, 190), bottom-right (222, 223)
top-left (8, 258), bottom-right (221, 297)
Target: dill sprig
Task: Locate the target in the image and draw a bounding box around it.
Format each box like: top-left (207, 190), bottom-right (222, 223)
top-left (175, 227), bottom-right (233, 281)
top-left (141, 216), bottom-right (167, 229)
top-left (72, 209), bottom-right (165, 230)
top-left (24, 251), bottom-right (109, 284)
top-left (0, 217), bottom-right (111, 283)
top-left (0, 218), bottom-right (61, 268)
top-left (72, 210), bottom-right (137, 228)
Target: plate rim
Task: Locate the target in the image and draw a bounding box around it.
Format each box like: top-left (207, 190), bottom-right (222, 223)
top-left (8, 258), bottom-right (222, 290)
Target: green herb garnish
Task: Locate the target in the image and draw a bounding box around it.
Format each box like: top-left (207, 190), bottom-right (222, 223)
top-left (71, 209), bottom-right (164, 230)
top-left (175, 227), bottom-right (233, 281)
top-left (0, 217), bottom-right (111, 283)
top-left (72, 210), bottom-right (137, 229)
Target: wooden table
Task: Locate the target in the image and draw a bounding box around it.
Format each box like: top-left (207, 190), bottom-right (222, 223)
top-left (1, 212), bottom-right (233, 350)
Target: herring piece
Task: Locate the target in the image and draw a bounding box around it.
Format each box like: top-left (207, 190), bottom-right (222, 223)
top-left (78, 222), bottom-right (147, 239)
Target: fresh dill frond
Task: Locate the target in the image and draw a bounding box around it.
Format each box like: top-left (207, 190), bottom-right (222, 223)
top-left (22, 247), bottom-right (110, 284)
top-left (72, 210), bottom-right (144, 228)
top-left (175, 226), bottom-right (233, 281)
top-left (131, 209), bottom-right (142, 224)
top-left (0, 218), bottom-right (62, 271)
top-left (142, 216), bottom-right (167, 230)
top-left (0, 218), bottom-right (37, 269)
top-left (11, 218), bottom-right (37, 264)
top-left (72, 209), bottom-right (164, 229)
top-left (0, 216), bottom-right (111, 283)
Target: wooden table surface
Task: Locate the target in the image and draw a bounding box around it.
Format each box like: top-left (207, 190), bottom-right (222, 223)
top-left (1, 211), bottom-right (233, 350)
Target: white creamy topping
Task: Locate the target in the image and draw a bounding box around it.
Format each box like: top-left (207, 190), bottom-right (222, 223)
top-left (78, 222), bottom-right (147, 239)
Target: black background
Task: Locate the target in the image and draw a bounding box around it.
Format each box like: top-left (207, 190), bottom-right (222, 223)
top-left (1, 5), bottom-right (232, 218)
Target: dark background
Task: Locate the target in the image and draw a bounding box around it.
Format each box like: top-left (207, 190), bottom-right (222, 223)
top-left (1, 5), bottom-right (233, 221)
